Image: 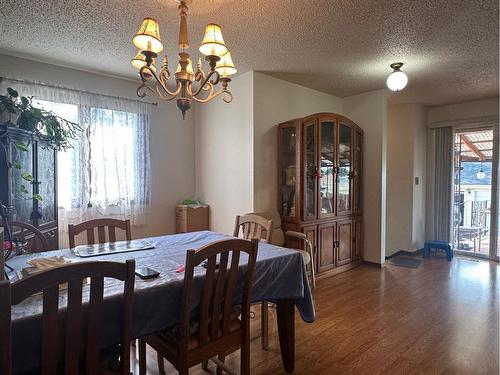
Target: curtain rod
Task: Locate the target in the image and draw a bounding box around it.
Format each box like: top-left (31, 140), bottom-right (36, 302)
top-left (0, 76), bottom-right (158, 107)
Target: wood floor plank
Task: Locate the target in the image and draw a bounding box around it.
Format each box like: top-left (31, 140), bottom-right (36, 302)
top-left (131, 256), bottom-right (499, 374)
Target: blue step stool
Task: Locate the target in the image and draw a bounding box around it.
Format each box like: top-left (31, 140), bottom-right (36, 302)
top-left (423, 240), bottom-right (453, 261)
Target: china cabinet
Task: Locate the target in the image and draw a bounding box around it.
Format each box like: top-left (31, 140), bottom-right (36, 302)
top-left (0, 124), bottom-right (58, 249)
top-left (278, 113), bottom-right (363, 278)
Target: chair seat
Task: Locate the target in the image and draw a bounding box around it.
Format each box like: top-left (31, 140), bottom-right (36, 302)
top-left (144, 317), bottom-right (242, 355)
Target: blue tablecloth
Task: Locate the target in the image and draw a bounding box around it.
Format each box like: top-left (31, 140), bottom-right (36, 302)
top-left (7, 231), bottom-right (315, 373)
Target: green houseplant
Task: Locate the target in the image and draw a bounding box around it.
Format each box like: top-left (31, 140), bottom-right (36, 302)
top-left (0, 87), bottom-right (82, 201)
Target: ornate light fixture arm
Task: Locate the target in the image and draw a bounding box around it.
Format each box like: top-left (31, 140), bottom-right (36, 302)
top-left (137, 63), bottom-right (181, 101)
top-left (190, 67), bottom-right (219, 97)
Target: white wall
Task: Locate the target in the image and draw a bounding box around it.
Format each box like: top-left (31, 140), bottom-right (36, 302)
top-left (253, 72), bottom-right (343, 213)
top-left (344, 90), bottom-right (388, 264)
top-left (194, 71), bottom-right (254, 234)
top-left (0, 54), bottom-right (196, 243)
top-left (386, 103), bottom-right (426, 256)
top-left (412, 106), bottom-right (427, 250)
top-left (195, 73), bottom-right (390, 264)
top-left (427, 97), bottom-right (499, 125)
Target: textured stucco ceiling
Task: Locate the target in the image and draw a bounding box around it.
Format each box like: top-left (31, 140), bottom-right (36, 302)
top-left (0, 0), bottom-right (498, 105)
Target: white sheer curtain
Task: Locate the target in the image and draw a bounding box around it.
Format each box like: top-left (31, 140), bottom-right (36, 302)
top-left (58, 106), bottom-right (151, 229)
top-left (0, 78), bottom-right (152, 235)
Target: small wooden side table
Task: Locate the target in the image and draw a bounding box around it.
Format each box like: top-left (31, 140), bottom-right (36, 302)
top-left (175, 204), bottom-right (209, 233)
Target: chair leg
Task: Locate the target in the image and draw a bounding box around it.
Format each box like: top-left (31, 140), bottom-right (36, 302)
top-left (202, 360), bottom-right (209, 370)
top-left (138, 339), bottom-right (146, 375)
top-left (216, 355), bottom-right (226, 375)
top-left (157, 352), bottom-right (165, 373)
top-left (241, 340), bottom-right (250, 375)
top-left (309, 260), bottom-right (316, 289)
top-left (261, 301), bottom-right (269, 350)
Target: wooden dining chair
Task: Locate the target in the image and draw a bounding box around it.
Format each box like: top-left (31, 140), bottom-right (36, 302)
top-left (1, 220), bottom-right (50, 253)
top-left (68, 218), bottom-right (132, 248)
top-left (138, 238), bottom-right (259, 375)
top-left (233, 214), bottom-right (273, 244)
top-left (0, 259), bottom-right (135, 375)
top-left (233, 214), bottom-right (273, 350)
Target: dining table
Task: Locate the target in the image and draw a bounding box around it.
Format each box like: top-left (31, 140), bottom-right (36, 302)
top-left (6, 230), bottom-right (316, 374)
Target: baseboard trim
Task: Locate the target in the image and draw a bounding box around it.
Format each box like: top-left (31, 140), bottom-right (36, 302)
top-left (315, 260), bottom-right (363, 280)
top-left (385, 248), bottom-right (424, 259)
top-left (363, 260), bottom-right (384, 268)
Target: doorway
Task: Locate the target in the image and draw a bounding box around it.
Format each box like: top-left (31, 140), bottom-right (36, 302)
top-left (452, 128), bottom-right (497, 259)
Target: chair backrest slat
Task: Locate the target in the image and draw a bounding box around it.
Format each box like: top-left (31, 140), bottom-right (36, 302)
top-left (64, 279), bottom-right (83, 374)
top-left (86, 228), bottom-right (95, 245)
top-left (210, 251), bottom-right (229, 341)
top-left (108, 226), bottom-right (117, 243)
top-left (86, 276), bottom-right (105, 373)
top-left (42, 285), bottom-right (59, 375)
top-left (1, 260), bottom-right (135, 375)
top-left (222, 251), bottom-right (240, 336)
top-left (179, 238), bottom-right (258, 353)
top-left (233, 214), bottom-right (273, 244)
top-left (97, 226), bottom-right (106, 244)
top-left (68, 219), bottom-right (132, 248)
top-left (199, 256), bottom-right (216, 347)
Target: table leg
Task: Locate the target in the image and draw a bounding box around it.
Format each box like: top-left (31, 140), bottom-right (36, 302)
top-left (276, 299), bottom-right (295, 373)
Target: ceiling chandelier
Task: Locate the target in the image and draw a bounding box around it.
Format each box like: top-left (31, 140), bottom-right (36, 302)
top-left (130, 0), bottom-right (237, 119)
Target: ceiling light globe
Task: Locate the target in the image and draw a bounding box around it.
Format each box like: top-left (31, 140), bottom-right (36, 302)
top-left (386, 70), bottom-right (408, 91)
top-left (477, 170), bottom-right (486, 179)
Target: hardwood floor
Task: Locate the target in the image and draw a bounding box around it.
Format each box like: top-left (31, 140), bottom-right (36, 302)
top-left (131, 255), bottom-right (499, 374)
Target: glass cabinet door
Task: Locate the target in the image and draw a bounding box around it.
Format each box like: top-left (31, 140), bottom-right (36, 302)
top-left (303, 121), bottom-right (317, 220)
top-left (36, 144), bottom-right (57, 226)
top-left (353, 129), bottom-right (362, 213)
top-left (280, 125), bottom-right (298, 219)
top-left (319, 119), bottom-right (336, 217)
top-left (337, 122), bottom-right (352, 214)
top-left (11, 140), bottom-right (34, 223)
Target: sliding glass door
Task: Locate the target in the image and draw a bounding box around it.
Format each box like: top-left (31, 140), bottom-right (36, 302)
top-left (452, 127), bottom-right (498, 260)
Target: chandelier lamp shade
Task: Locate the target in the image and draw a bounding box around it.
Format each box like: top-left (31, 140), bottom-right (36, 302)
top-left (386, 62), bottom-right (408, 92)
top-left (130, 1), bottom-right (237, 119)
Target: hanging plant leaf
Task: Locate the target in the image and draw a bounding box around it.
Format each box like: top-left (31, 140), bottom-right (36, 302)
top-left (20, 185), bottom-right (29, 194)
top-left (21, 173), bottom-right (34, 182)
top-left (7, 87), bottom-right (18, 98)
top-left (13, 162), bottom-right (21, 169)
top-left (33, 193), bottom-right (43, 202)
top-left (15, 142), bottom-right (29, 152)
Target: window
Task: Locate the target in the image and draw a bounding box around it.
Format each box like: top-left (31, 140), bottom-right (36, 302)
top-left (34, 98), bottom-right (151, 227)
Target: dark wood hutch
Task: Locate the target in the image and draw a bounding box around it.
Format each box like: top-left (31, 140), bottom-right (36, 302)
top-left (0, 123), bottom-right (58, 249)
top-left (278, 112), bottom-right (363, 278)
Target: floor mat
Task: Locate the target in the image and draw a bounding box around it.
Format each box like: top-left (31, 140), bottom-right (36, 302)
top-left (388, 256), bottom-right (422, 269)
